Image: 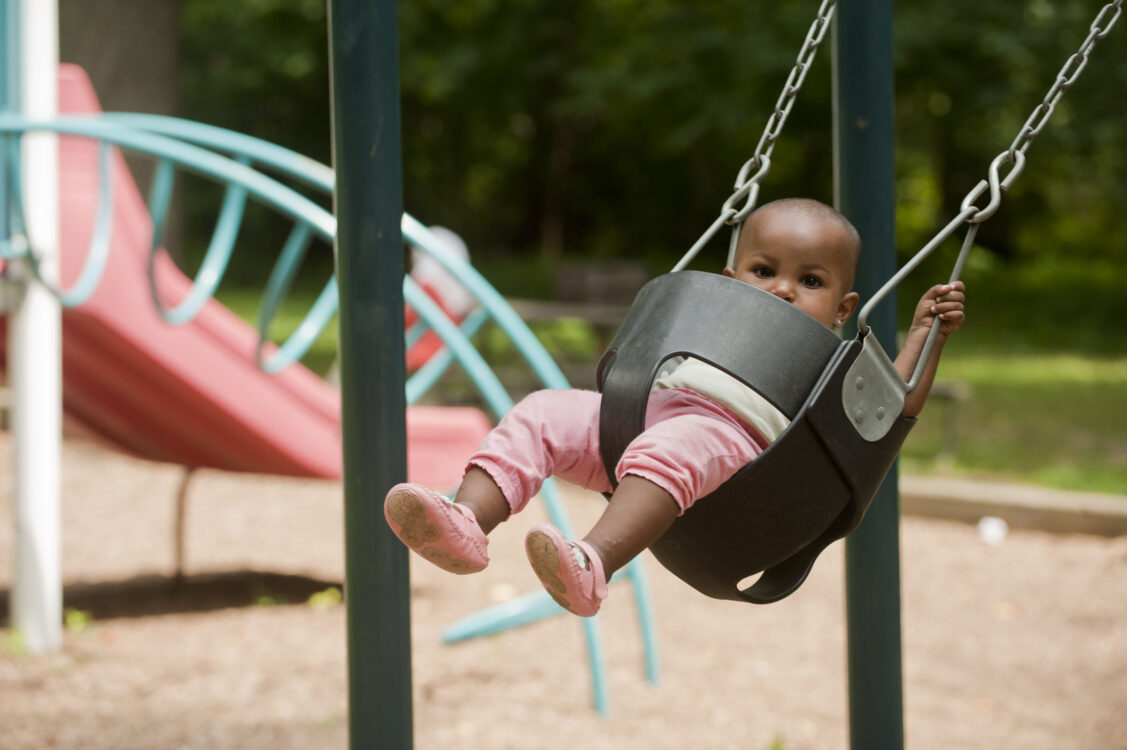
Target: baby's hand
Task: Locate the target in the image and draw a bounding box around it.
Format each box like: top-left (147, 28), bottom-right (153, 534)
top-left (912, 281), bottom-right (966, 336)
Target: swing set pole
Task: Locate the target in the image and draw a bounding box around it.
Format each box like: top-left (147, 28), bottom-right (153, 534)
top-left (329, 0), bottom-right (414, 747)
top-left (833, 2), bottom-right (905, 749)
top-left (2, 0), bottom-right (64, 656)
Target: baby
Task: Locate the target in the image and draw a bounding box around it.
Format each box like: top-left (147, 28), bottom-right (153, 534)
top-left (383, 198), bottom-right (966, 616)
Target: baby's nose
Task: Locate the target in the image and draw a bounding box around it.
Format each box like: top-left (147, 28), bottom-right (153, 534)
top-left (770, 279), bottom-right (795, 301)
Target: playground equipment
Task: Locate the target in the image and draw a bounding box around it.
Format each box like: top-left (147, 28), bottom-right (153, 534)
top-left (1, 67), bottom-right (489, 483)
top-left (404, 226), bottom-right (476, 371)
top-left (2, 63), bottom-right (658, 717)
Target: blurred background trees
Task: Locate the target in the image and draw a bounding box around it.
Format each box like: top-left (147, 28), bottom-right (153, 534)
top-left (148, 0), bottom-right (1124, 346)
top-left (175, 2), bottom-right (1122, 252)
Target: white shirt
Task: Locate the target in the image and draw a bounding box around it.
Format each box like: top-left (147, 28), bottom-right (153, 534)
top-left (652, 357), bottom-right (790, 443)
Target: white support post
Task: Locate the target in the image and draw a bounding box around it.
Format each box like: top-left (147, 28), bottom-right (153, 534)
top-left (10, 0), bottom-right (61, 654)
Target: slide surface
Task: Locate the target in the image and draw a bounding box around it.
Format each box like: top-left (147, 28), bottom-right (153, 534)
top-left (1, 64), bottom-right (489, 488)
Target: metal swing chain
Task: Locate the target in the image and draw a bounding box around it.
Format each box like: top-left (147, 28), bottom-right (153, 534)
top-left (1005, 0), bottom-right (1123, 167)
top-left (858, 0), bottom-right (1122, 388)
top-left (963, 0), bottom-right (1123, 226)
top-left (723, 0), bottom-right (837, 224)
top-left (673, 0), bottom-right (838, 272)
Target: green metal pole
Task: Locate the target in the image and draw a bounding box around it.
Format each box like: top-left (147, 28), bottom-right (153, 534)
top-left (832, 2), bottom-right (905, 749)
top-left (328, 1), bottom-right (413, 748)
top-left (1, 0), bottom-right (15, 204)
top-left (0, 1), bottom-right (15, 111)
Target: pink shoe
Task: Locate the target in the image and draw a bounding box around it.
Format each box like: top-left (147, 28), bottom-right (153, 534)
top-left (383, 483), bottom-right (489, 574)
top-left (524, 524), bottom-right (607, 617)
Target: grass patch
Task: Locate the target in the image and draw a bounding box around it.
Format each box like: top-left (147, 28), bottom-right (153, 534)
top-left (899, 255), bottom-right (1127, 355)
top-left (215, 286), bottom-right (339, 376)
top-left (902, 347), bottom-right (1127, 494)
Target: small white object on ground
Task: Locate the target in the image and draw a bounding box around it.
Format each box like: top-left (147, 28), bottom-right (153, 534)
top-left (977, 515), bottom-right (1009, 546)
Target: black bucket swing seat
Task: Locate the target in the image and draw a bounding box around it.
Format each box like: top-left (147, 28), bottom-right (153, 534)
top-left (596, 271), bottom-right (916, 604)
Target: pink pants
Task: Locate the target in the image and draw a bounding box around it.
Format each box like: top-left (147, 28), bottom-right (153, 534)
top-left (467, 388), bottom-right (768, 515)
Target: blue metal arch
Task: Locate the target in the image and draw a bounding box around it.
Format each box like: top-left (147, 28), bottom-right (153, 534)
top-left (0, 111), bottom-right (659, 714)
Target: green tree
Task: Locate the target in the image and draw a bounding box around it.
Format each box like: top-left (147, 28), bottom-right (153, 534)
top-left (894, 0), bottom-right (1126, 263)
top-left (177, 0), bottom-right (1125, 288)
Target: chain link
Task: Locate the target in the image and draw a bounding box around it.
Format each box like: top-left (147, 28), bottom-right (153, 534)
top-left (965, 0), bottom-right (1121, 222)
top-left (1013, 0), bottom-right (1121, 160)
top-left (722, 0), bottom-right (837, 225)
top-left (673, 1), bottom-right (836, 271)
top-left (864, 0), bottom-right (1122, 338)
top-left (679, 0), bottom-right (1119, 274)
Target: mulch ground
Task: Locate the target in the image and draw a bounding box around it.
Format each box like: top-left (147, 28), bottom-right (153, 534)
top-left (1, 432), bottom-right (1125, 749)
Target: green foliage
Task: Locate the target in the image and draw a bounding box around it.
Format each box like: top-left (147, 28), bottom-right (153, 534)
top-left (898, 253), bottom-right (1127, 355)
top-left (478, 316), bottom-right (600, 363)
top-left (179, 0), bottom-right (333, 284)
top-left (395, 0), bottom-right (836, 263)
top-left (180, 0), bottom-right (330, 160)
top-left (903, 349), bottom-right (1127, 494)
top-left (2, 629), bottom-right (27, 655)
top-left (64, 608), bottom-right (93, 634)
top-left (216, 287), bottom-right (339, 375)
top-left (307, 586), bottom-right (343, 611)
top-left (893, 1), bottom-right (1127, 266)
top-left (180, 0), bottom-right (1124, 273)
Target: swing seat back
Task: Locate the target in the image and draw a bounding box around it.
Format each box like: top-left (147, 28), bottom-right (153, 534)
top-left (597, 272), bottom-right (914, 603)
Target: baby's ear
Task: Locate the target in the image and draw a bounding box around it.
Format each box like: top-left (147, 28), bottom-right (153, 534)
top-left (722, 267), bottom-right (736, 279)
top-left (837, 291), bottom-right (860, 323)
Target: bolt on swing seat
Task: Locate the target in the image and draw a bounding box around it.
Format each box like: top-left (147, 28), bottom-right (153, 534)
top-left (596, 271), bottom-right (915, 604)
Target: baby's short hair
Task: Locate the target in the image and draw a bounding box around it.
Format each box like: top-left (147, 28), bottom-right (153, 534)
top-left (748, 197), bottom-right (862, 274)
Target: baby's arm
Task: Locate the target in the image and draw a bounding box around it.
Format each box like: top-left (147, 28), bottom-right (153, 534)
top-left (893, 281), bottom-right (966, 417)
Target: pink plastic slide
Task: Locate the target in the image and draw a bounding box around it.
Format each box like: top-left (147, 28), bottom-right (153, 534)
top-left (0, 64), bottom-right (489, 488)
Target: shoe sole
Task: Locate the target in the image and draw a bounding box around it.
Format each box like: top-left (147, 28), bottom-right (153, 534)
top-left (385, 489), bottom-right (483, 574)
top-left (525, 530), bottom-right (571, 610)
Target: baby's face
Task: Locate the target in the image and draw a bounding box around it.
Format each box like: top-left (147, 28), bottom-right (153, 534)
top-left (724, 209), bottom-right (859, 329)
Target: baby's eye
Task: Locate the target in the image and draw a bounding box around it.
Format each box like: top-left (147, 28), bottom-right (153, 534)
top-left (801, 275), bottom-right (825, 289)
top-left (752, 265), bottom-right (775, 279)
